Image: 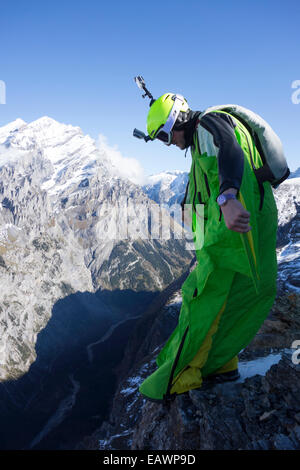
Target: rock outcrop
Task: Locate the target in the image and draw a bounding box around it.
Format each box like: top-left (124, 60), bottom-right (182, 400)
top-left (80, 291), bottom-right (300, 451)
top-left (131, 350), bottom-right (300, 450)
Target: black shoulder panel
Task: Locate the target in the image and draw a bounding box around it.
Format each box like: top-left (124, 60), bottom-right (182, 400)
top-left (200, 112), bottom-right (244, 194)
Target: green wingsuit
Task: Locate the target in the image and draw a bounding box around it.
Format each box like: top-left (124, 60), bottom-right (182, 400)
top-left (139, 110), bottom-right (278, 402)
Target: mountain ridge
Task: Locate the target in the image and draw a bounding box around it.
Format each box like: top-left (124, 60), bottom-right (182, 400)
top-left (0, 117), bottom-right (193, 382)
top-left (0, 116), bottom-right (298, 449)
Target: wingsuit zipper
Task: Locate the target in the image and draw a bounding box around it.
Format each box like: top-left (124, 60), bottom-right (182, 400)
top-left (192, 161), bottom-right (197, 213)
top-left (203, 173), bottom-right (211, 198)
top-left (163, 268), bottom-right (212, 403)
top-left (181, 180), bottom-right (190, 210)
top-left (219, 207), bottom-right (222, 222)
top-left (163, 326), bottom-right (189, 404)
top-left (195, 129), bottom-right (211, 200)
top-left (192, 163), bottom-right (205, 218)
top-left (192, 158), bottom-right (209, 221)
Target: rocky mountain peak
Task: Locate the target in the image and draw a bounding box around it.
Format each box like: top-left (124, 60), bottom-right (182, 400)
top-left (0, 117), bottom-right (193, 384)
top-left (0, 118), bottom-right (27, 141)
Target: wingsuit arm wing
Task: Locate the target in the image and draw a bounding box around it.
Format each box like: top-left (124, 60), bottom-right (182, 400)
top-left (198, 112), bottom-right (245, 195)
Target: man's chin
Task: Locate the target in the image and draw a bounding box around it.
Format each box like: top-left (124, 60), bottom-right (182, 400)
top-left (175, 143), bottom-right (186, 150)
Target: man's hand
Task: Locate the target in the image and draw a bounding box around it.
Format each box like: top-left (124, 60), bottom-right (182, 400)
top-left (220, 188), bottom-right (251, 233)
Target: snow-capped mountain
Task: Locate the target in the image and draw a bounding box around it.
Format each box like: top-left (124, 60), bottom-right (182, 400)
top-left (0, 117), bottom-right (193, 381)
top-left (143, 170), bottom-right (188, 207)
top-left (274, 176), bottom-right (300, 293)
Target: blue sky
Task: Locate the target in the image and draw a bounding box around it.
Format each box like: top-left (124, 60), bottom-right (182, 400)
top-left (1, 0), bottom-right (299, 176)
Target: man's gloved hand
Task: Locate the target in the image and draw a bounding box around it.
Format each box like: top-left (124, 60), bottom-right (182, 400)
top-left (221, 188), bottom-right (251, 233)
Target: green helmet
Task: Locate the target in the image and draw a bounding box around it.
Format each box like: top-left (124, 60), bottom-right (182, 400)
top-left (147, 93), bottom-right (190, 145)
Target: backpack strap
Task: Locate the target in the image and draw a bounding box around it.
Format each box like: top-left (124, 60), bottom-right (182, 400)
top-left (220, 109), bottom-right (268, 210)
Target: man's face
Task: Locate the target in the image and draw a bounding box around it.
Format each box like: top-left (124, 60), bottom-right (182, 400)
top-left (171, 130), bottom-right (186, 150)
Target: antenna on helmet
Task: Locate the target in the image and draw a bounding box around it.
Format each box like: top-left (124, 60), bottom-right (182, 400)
top-left (134, 76), bottom-right (155, 106)
top-left (133, 75), bottom-right (155, 142)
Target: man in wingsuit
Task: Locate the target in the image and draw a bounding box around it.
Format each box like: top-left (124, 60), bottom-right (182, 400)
top-left (135, 91), bottom-right (280, 403)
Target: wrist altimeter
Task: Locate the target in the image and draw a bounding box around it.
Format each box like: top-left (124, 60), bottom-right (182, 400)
top-left (217, 193), bottom-right (236, 207)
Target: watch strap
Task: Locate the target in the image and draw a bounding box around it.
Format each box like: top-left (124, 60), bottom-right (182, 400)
top-left (217, 193), bottom-right (236, 206)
